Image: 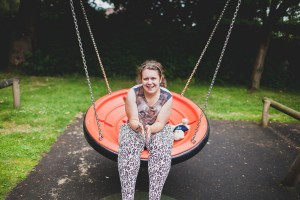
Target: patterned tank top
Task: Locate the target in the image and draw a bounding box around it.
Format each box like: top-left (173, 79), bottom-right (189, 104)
top-left (133, 85), bottom-right (172, 126)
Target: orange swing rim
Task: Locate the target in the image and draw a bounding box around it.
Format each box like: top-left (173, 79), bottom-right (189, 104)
top-left (83, 89), bottom-right (209, 165)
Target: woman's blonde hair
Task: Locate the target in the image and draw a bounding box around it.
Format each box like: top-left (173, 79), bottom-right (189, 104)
top-left (136, 60), bottom-right (167, 88)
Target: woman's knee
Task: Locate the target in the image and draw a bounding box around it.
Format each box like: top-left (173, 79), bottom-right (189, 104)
top-left (151, 125), bottom-right (173, 146)
top-left (149, 127), bottom-right (173, 156)
top-left (118, 124), bottom-right (144, 155)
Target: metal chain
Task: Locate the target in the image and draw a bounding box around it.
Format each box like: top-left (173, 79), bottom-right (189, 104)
top-left (70, 0), bottom-right (241, 142)
top-left (79, 0), bottom-right (111, 94)
top-left (70, 0), bottom-right (103, 140)
top-left (191, 0), bottom-right (241, 143)
top-left (181, 0), bottom-right (231, 96)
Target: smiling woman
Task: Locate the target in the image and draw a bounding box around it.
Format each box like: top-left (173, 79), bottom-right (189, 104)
top-left (117, 60), bottom-right (174, 199)
top-left (136, 60), bottom-right (167, 88)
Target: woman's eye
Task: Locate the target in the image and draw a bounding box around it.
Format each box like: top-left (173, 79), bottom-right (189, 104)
top-left (143, 77), bottom-right (157, 81)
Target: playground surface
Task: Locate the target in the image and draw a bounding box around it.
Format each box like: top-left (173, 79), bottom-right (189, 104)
top-left (6, 114), bottom-right (300, 200)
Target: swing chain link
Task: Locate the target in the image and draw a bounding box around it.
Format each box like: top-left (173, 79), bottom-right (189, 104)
top-left (70, 0), bottom-right (103, 140)
top-left (181, 0), bottom-right (231, 97)
top-left (79, 0), bottom-right (112, 95)
top-left (202, 0), bottom-right (241, 111)
top-left (191, 0), bottom-right (241, 143)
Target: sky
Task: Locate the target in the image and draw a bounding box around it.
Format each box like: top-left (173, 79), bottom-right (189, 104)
top-left (88, 0), bottom-right (114, 10)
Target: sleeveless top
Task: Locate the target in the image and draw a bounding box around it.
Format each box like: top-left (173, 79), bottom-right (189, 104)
top-left (133, 85), bottom-right (172, 126)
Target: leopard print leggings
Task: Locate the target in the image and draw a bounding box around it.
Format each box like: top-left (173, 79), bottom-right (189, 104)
top-left (118, 123), bottom-right (174, 200)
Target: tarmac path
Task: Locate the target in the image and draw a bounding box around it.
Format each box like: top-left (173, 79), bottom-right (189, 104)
top-left (6, 114), bottom-right (300, 200)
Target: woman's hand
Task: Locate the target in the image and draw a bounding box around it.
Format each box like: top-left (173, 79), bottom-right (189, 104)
top-left (145, 125), bottom-right (151, 134)
top-left (135, 122), bottom-right (144, 134)
top-left (145, 125), bottom-right (151, 143)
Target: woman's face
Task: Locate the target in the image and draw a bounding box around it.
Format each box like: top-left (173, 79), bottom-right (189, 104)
top-left (141, 68), bottom-right (161, 95)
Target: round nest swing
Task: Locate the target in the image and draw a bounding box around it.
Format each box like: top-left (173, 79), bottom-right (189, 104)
top-left (70, 0), bottom-right (241, 165)
top-left (83, 89), bottom-right (209, 165)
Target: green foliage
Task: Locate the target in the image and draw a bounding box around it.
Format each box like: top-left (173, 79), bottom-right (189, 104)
top-left (263, 37), bottom-right (300, 89)
top-left (1, 0), bottom-right (300, 90)
top-left (0, 0), bottom-right (19, 16)
top-left (15, 16), bottom-right (300, 90)
top-left (20, 46), bottom-right (82, 76)
top-left (21, 50), bottom-right (58, 75)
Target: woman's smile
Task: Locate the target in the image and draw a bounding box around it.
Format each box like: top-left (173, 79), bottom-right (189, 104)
top-left (142, 69), bottom-right (161, 94)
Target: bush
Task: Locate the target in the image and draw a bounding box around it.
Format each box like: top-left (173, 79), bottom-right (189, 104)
top-left (17, 19), bottom-right (300, 90)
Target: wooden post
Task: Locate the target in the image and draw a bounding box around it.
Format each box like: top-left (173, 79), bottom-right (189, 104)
top-left (281, 153), bottom-right (300, 187)
top-left (262, 97), bottom-right (300, 127)
top-left (12, 78), bottom-right (20, 108)
top-left (262, 99), bottom-right (271, 128)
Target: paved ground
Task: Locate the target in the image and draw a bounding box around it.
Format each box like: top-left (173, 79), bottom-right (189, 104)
top-left (6, 114), bottom-right (300, 200)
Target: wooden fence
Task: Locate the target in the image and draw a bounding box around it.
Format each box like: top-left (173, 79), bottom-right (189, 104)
top-left (261, 97), bottom-right (300, 187)
top-left (0, 78), bottom-right (20, 108)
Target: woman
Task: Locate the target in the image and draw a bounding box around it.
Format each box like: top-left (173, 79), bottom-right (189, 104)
top-left (118, 60), bottom-right (174, 200)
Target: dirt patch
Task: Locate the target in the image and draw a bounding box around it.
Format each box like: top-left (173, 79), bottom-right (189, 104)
top-left (0, 121), bottom-right (42, 134)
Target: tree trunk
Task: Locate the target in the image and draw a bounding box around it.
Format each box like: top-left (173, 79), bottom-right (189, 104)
top-left (8, 0), bottom-right (40, 70)
top-left (249, 0), bottom-right (295, 91)
top-left (250, 29), bottom-right (272, 91)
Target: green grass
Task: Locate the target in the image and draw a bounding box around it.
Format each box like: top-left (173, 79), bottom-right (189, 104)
top-left (0, 73), bottom-right (299, 199)
top-left (172, 79), bottom-right (300, 122)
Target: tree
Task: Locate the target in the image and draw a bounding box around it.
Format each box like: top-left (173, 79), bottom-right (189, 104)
top-left (8, 0), bottom-right (40, 70)
top-left (0, 0), bottom-right (19, 70)
top-left (0, 0), bottom-right (19, 16)
top-left (105, 0), bottom-right (231, 27)
top-left (249, 0), bottom-right (300, 91)
top-left (105, 0), bottom-right (299, 89)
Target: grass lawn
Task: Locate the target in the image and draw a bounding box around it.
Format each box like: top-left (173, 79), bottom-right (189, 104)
top-left (0, 73), bottom-right (299, 199)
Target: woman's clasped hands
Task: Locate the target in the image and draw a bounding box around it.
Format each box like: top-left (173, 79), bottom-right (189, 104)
top-left (135, 122), bottom-right (151, 144)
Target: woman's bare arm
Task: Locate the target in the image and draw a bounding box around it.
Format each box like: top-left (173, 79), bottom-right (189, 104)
top-left (125, 88), bottom-right (143, 132)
